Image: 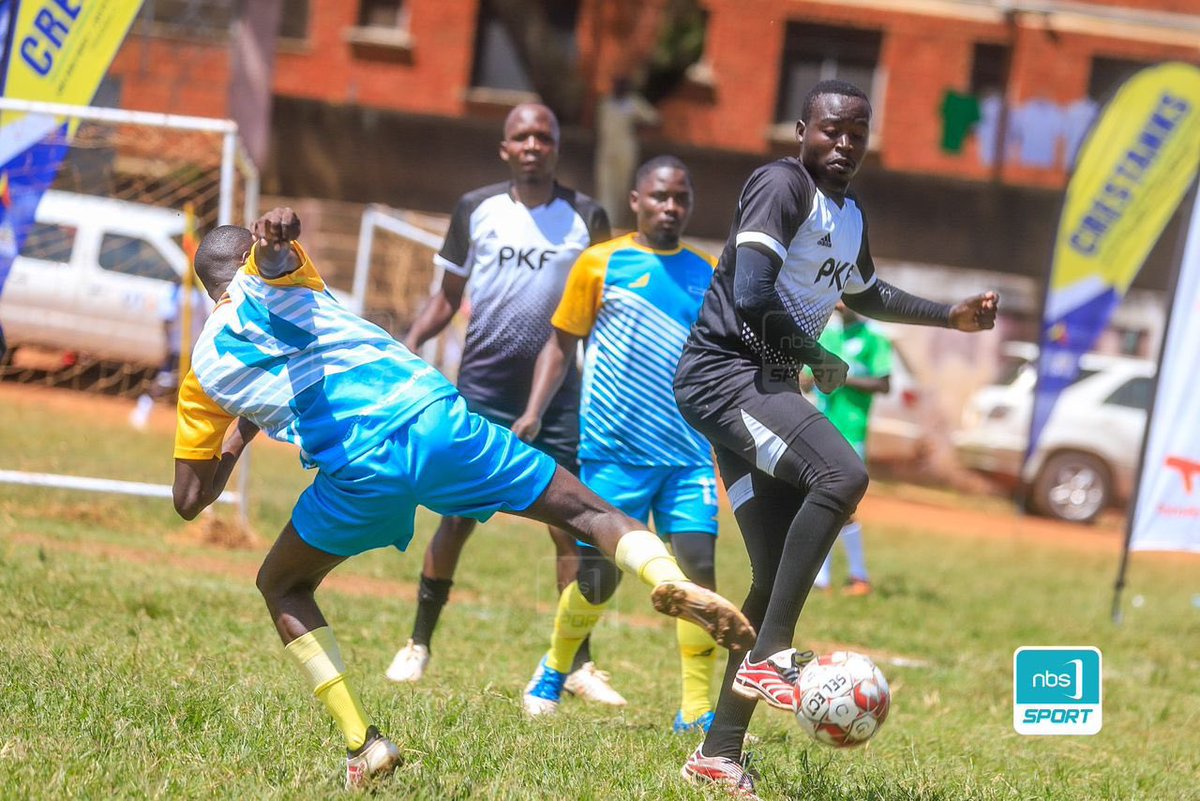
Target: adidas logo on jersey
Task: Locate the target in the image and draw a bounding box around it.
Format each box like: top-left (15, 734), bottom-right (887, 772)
top-left (817, 232), bottom-right (832, 248)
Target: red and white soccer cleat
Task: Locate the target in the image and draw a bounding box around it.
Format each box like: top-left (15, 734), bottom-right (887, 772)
top-left (730, 647), bottom-right (814, 711)
top-left (680, 745), bottom-right (762, 800)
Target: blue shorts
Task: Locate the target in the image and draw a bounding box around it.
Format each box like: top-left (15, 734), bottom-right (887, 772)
top-left (292, 395), bottom-right (558, 557)
top-left (578, 460), bottom-right (719, 540)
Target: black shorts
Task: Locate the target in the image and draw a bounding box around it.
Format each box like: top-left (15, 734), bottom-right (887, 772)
top-left (461, 394), bottom-right (580, 475)
top-left (674, 349), bottom-right (860, 494)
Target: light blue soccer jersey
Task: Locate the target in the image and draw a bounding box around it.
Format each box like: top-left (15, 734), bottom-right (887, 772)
top-left (552, 233), bottom-right (715, 467)
top-left (183, 244), bottom-right (457, 471)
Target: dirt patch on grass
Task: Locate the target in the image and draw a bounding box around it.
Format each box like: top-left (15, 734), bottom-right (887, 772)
top-left (175, 515), bottom-right (263, 551)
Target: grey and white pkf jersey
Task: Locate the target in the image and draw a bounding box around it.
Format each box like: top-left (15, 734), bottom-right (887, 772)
top-left (436, 181), bottom-right (611, 414)
top-left (689, 157), bottom-right (876, 366)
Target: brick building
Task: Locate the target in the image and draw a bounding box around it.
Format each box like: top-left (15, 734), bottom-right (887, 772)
top-left (99, 0), bottom-right (1198, 469)
top-left (109, 1), bottom-right (1197, 269)
top-left (107, 1), bottom-right (1196, 329)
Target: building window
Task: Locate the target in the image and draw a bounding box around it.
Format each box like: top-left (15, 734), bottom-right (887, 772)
top-left (775, 23), bottom-right (882, 126)
top-left (970, 43), bottom-right (1010, 95)
top-left (1088, 57), bottom-right (1152, 103)
top-left (358, 0), bottom-right (407, 29)
top-left (137, 0), bottom-right (236, 39)
top-left (278, 0), bottom-right (310, 42)
top-left (471, 0), bottom-right (537, 95)
top-left (138, 0), bottom-right (310, 42)
top-left (346, 0), bottom-right (411, 52)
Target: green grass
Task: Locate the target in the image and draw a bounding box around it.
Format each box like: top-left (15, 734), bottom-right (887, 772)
top-left (1, 386), bottom-right (1198, 800)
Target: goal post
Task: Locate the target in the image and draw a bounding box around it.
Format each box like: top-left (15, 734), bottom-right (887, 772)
top-left (0, 98), bottom-right (259, 518)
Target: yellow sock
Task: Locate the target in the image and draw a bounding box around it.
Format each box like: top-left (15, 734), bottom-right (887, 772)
top-left (677, 619), bottom-right (718, 720)
top-left (285, 626), bottom-right (370, 751)
top-left (614, 530), bottom-right (686, 588)
top-left (545, 581), bottom-right (607, 674)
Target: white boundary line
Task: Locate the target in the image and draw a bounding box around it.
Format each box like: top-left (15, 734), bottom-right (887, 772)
top-left (0, 470), bottom-right (240, 505)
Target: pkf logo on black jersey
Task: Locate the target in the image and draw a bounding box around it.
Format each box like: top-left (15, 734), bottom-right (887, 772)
top-left (499, 246), bottom-right (559, 271)
top-left (815, 258), bottom-right (855, 290)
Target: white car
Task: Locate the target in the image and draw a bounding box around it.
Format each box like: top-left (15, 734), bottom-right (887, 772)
top-left (955, 342), bottom-right (1155, 523)
top-left (0, 191), bottom-right (198, 367)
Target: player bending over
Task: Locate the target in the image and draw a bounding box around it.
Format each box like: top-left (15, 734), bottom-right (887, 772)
top-left (170, 208), bottom-right (755, 789)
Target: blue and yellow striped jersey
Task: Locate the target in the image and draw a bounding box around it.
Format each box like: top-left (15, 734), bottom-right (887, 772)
top-left (553, 233), bottom-right (715, 467)
top-left (175, 242), bottom-right (457, 471)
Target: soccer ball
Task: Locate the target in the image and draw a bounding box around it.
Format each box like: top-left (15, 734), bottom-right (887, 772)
top-left (794, 651), bottom-right (891, 748)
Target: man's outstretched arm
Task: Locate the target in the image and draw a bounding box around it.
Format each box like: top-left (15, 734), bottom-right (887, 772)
top-left (844, 280), bottom-right (999, 332)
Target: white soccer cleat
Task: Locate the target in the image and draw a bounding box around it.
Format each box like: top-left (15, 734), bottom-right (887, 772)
top-left (345, 727), bottom-right (401, 789)
top-left (563, 662), bottom-right (627, 707)
top-left (522, 692), bottom-right (561, 717)
top-left (385, 639), bottom-right (430, 683)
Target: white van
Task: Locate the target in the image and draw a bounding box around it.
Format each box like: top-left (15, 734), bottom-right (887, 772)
top-left (0, 191), bottom-right (203, 367)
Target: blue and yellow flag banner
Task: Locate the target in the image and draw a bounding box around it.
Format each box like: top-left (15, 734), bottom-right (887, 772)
top-left (1029, 62), bottom-right (1200, 459)
top-left (0, 0), bottom-right (144, 297)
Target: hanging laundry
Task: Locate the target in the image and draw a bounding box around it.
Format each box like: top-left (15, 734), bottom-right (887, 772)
top-left (940, 90), bottom-right (982, 154)
top-left (1009, 98), bottom-right (1067, 168)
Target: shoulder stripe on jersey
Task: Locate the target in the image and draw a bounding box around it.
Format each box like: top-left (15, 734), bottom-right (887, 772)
top-left (736, 231), bottom-right (787, 262)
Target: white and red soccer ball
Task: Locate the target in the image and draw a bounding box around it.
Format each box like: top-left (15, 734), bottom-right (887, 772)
top-left (794, 651), bottom-right (891, 748)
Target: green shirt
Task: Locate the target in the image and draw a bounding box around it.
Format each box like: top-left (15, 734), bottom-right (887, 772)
top-left (817, 318), bottom-right (892, 448)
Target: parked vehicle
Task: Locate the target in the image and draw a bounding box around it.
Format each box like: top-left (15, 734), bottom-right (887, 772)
top-left (864, 336), bottom-right (929, 465)
top-left (955, 342), bottom-right (1155, 523)
top-left (0, 191), bottom-right (198, 367)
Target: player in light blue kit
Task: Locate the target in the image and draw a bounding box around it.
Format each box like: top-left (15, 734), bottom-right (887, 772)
top-left (512, 157), bottom-right (723, 731)
top-left (171, 208), bottom-right (755, 790)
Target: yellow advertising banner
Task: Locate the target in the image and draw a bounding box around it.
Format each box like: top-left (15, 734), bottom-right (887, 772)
top-left (1030, 62), bottom-right (1200, 455)
top-left (1052, 62), bottom-right (1200, 298)
top-left (4, 0), bottom-right (143, 102)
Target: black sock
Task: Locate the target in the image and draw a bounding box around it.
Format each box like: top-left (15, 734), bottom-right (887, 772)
top-left (411, 575), bottom-right (453, 649)
top-left (572, 636), bottom-right (592, 672)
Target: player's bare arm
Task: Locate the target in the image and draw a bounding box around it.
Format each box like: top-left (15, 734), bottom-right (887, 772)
top-left (250, 207), bottom-right (302, 278)
top-left (403, 271), bottom-right (466, 352)
top-left (512, 327), bottom-right (580, 442)
top-left (173, 417), bottom-right (260, 519)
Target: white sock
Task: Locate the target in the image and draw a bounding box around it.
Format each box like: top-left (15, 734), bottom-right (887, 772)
top-left (842, 521), bottom-right (868, 581)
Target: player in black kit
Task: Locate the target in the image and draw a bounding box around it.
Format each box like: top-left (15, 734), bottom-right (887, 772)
top-left (385, 104), bottom-right (621, 704)
top-left (675, 80), bottom-right (999, 797)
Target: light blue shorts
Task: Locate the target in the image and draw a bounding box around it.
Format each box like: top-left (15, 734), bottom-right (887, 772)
top-left (579, 460), bottom-right (719, 540)
top-left (292, 395), bottom-right (557, 557)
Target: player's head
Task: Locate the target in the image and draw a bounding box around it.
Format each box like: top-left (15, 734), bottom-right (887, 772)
top-left (194, 225), bottom-right (253, 301)
top-left (631, 155), bottom-right (693, 250)
top-left (796, 79), bottom-right (872, 197)
top-left (500, 103), bottom-right (560, 185)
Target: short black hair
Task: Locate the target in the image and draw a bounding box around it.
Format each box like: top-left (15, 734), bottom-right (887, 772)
top-left (801, 79), bottom-right (871, 123)
top-left (634, 154), bottom-right (692, 189)
top-left (194, 225), bottom-right (253, 300)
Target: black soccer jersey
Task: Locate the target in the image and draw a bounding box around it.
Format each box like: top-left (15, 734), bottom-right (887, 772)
top-left (436, 181), bottom-right (610, 414)
top-left (688, 157), bottom-right (876, 370)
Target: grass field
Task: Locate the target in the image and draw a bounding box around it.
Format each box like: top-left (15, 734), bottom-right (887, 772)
top-left (2, 384), bottom-right (1198, 800)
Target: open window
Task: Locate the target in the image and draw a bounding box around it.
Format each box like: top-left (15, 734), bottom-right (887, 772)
top-left (773, 22), bottom-right (883, 143)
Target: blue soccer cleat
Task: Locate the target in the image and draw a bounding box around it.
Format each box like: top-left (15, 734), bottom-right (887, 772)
top-left (523, 656), bottom-right (567, 717)
top-left (673, 709), bottom-right (716, 734)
